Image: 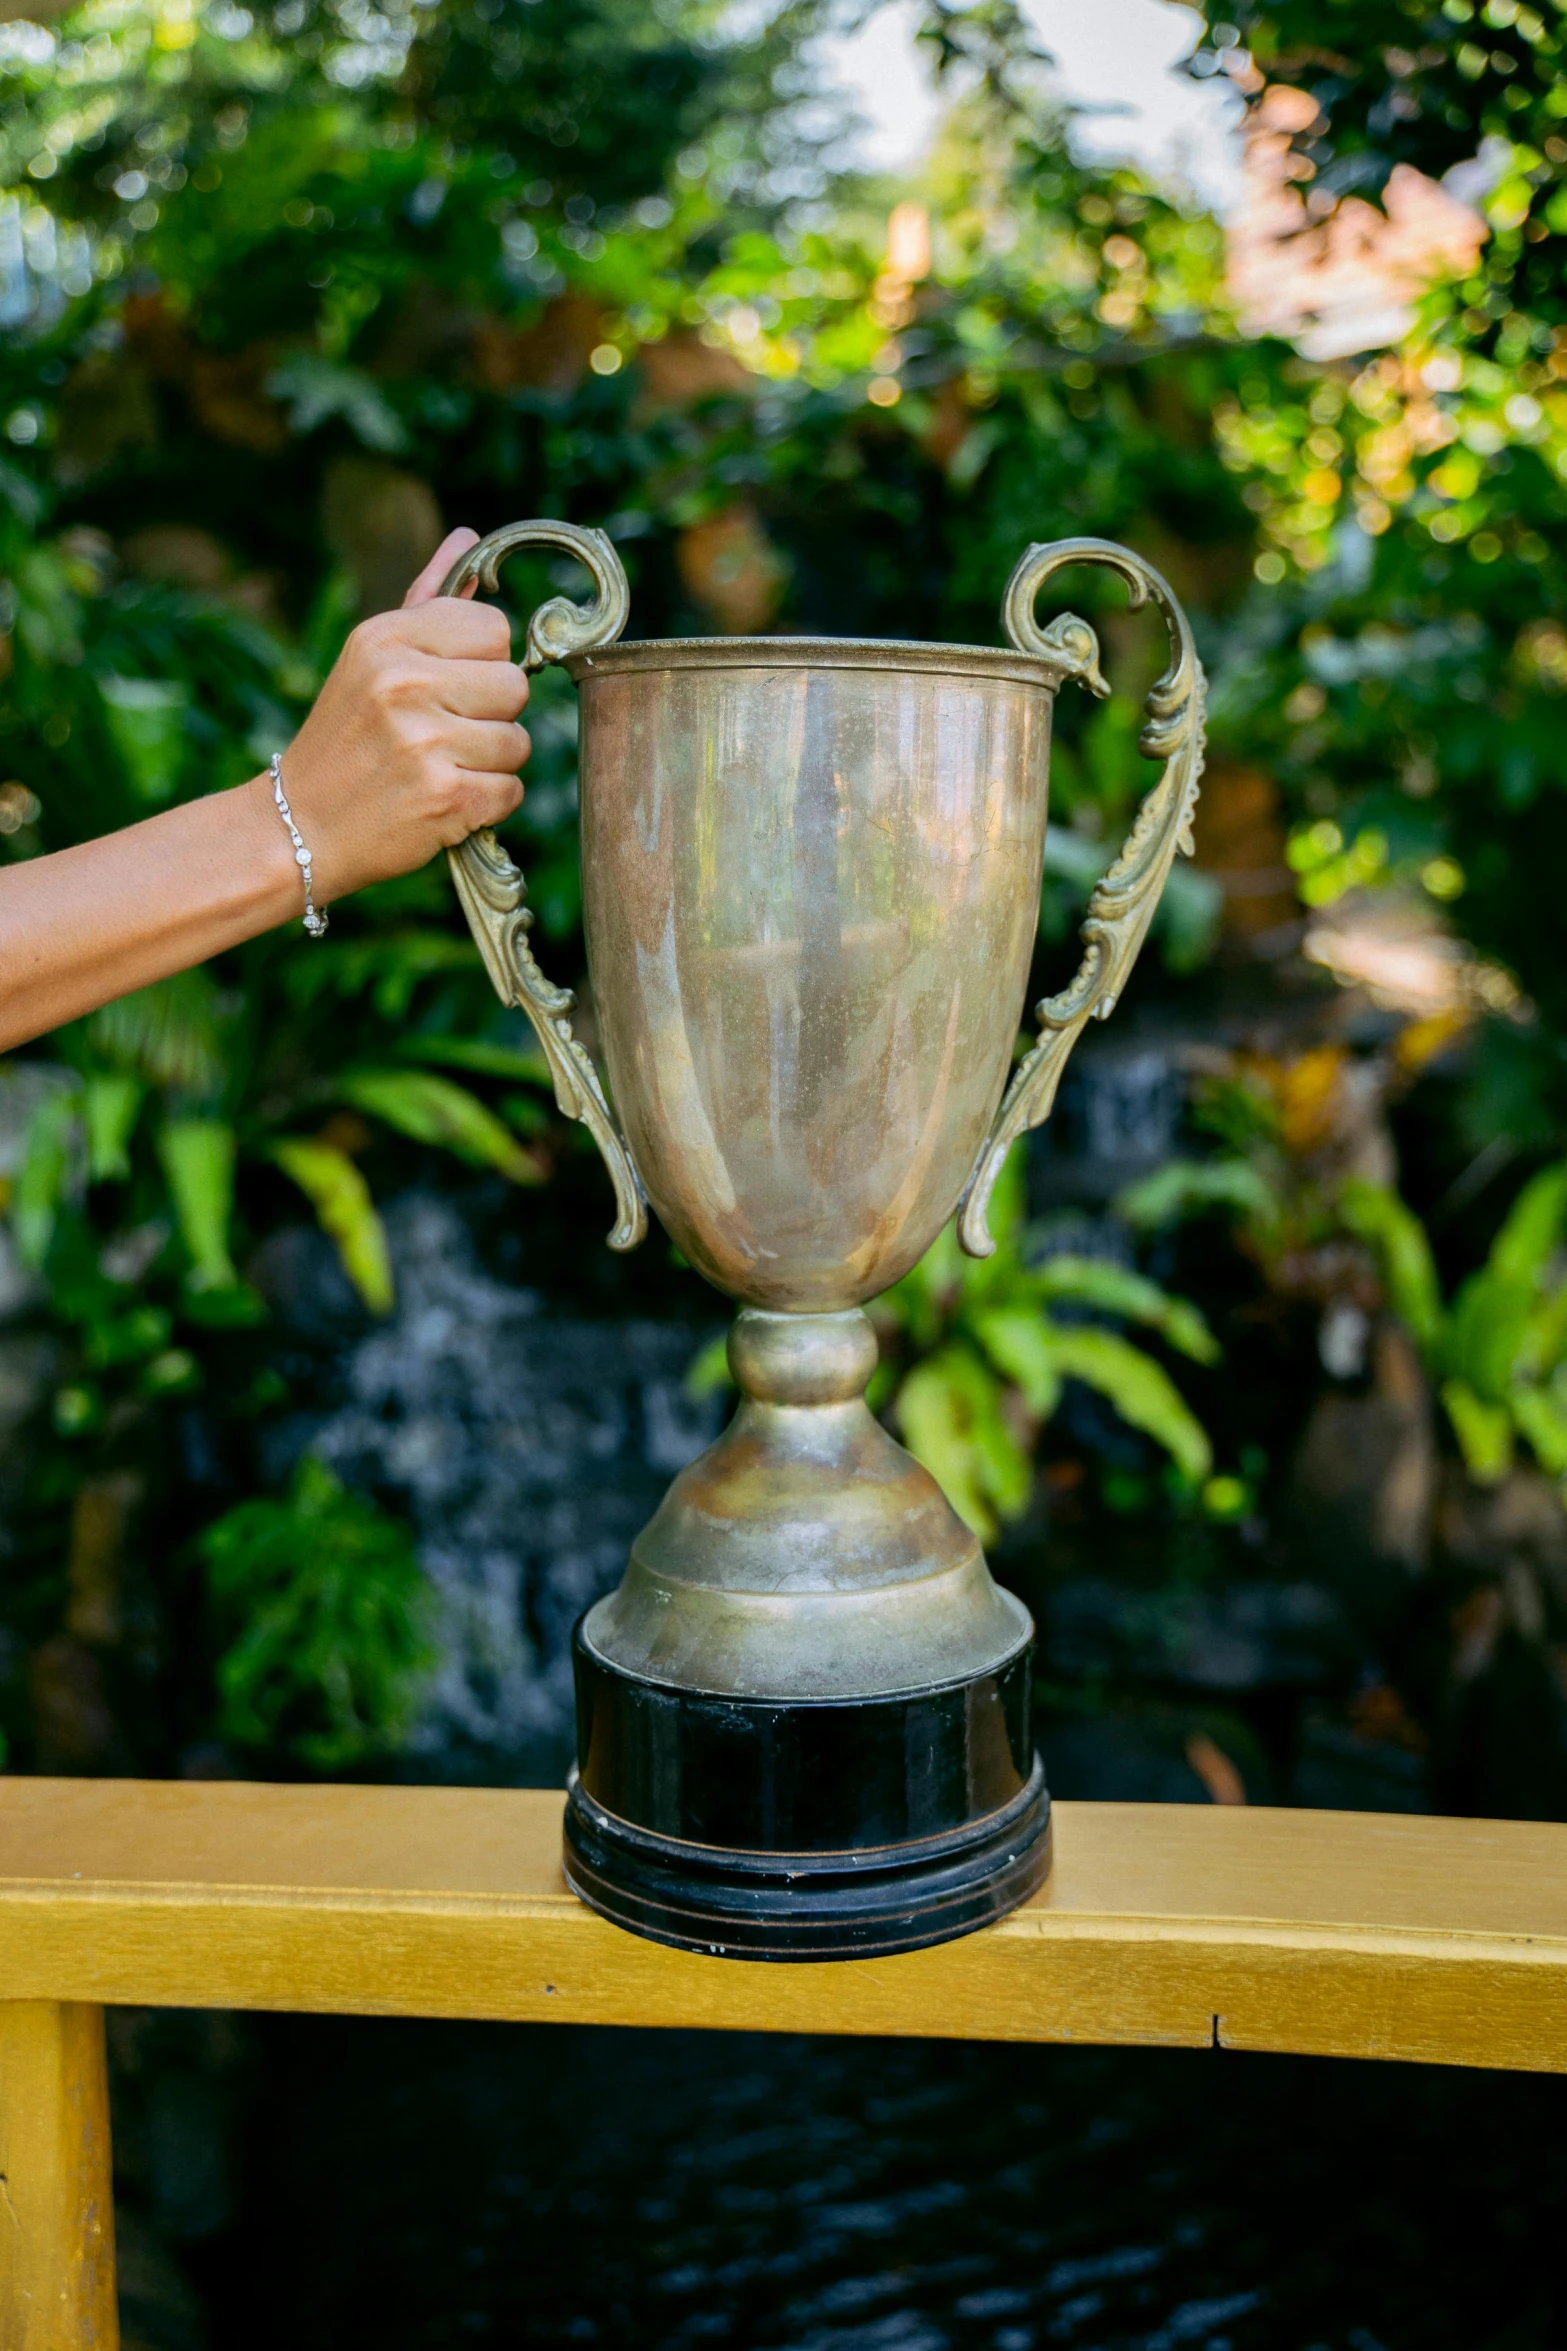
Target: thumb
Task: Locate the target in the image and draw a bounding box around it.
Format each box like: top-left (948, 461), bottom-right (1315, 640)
top-left (403, 527), bottom-right (481, 608)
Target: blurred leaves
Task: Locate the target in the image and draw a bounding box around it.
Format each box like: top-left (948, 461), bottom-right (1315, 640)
top-left (1339, 1181), bottom-right (1444, 1361)
top-left (97, 674), bottom-right (191, 807)
top-left (265, 355), bottom-right (410, 457)
top-left (13, 1087), bottom-right (77, 1272)
top-left (337, 1068), bottom-right (545, 1184)
top-left (1344, 1164), bottom-right (1567, 1488)
top-left (271, 1137), bottom-right (394, 1315)
top-left (876, 1147), bottom-right (1217, 1540)
top-left (1, 0), bottom-right (1566, 1782)
top-left (157, 1117), bottom-right (239, 1290)
top-left (83, 1073), bottom-right (143, 1185)
top-left (84, 973), bottom-right (228, 1098)
top-left (196, 1454), bottom-right (434, 1771)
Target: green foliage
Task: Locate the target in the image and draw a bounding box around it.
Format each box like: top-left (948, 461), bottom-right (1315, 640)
top-left (12, 1086), bottom-right (77, 1272)
top-left (1205, 0), bottom-right (1567, 341)
top-left (1115, 1051), bottom-right (1345, 1297)
top-left (157, 1117), bottom-right (240, 1291)
top-left (337, 1068), bottom-right (544, 1184)
top-left (1345, 1166), bottom-right (1567, 1487)
top-left (898, 1341), bottom-right (1036, 1539)
top-left (1118, 1032), bottom-right (1567, 1497)
top-left (82, 1073), bottom-right (143, 1185)
top-left (195, 1454), bottom-right (434, 1771)
top-left (271, 1137), bottom-right (394, 1314)
top-left (1030, 1324), bottom-right (1213, 1486)
top-left (86, 973), bottom-right (229, 1095)
top-left (875, 1148), bottom-right (1217, 1540)
top-left (3, 0), bottom-right (1567, 1770)
top-left (1338, 1181), bottom-right (1444, 1362)
top-left (1183, 4), bottom-right (1567, 1074)
top-left (1117, 1156), bottom-right (1278, 1237)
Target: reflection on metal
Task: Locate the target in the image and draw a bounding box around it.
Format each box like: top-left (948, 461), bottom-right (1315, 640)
top-left (960, 537), bottom-right (1206, 1258)
top-left (591, 1303), bottom-right (1024, 1701)
top-left (439, 516), bottom-right (632, 671)
top-left (573, 635), bottom-right (1059, 1311)
top-left (439, 523), bottom-right (647, 1252)
top-left (438, 521), bottom-right (1202, 1955)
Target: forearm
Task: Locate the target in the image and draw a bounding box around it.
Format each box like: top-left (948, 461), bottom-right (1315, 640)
top-left (0, 529), bottom-right (525, 1057)
top-left (0, 774), bottom-right (302, 1054)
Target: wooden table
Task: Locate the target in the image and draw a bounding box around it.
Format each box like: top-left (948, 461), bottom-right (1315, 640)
top-left (5, 1778), bottom-right (1567, 2346)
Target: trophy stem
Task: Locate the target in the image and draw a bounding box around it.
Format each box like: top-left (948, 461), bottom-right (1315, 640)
top-left (563, 1307), bottom-right (1051, 1960)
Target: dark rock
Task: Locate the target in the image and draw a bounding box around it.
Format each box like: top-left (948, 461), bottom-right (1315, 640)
top-left (248, 1223), bottom-right (377, 1349)
top-left (1043, 1574), bottom-right (1350, 1694)
top-left (1290, 1714), bottom-right (1430, 1813)
top-left (291, 1196), bottom-right (724, 1781)
top-left (31, 1633), bottom-right (129, 1773)
top-left (1031, 1037), bottom-right (1187, 1210)
top-left (1437, 1466), bottom-right (1567, 1607)
top-left (0, 1330), bottom-right (57, 1442)
top-left (1039, 1712), bottom-right (1218, 1804)
top-left (1288, 1322), bottom-right (1436, 1601)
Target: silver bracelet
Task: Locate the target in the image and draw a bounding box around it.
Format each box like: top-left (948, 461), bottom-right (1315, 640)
top-left (269, 752), bottom-right (328, 937)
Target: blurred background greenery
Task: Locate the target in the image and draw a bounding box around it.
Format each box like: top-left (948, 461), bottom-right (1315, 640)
top-left (13, 1), bottom-right (1567, 2336)
top-left (3, 0), bottom-right (1567, 1826)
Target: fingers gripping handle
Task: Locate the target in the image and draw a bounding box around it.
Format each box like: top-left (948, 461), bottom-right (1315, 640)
top-left (957, 536), bottom-right (1207, 1260)
top-left (440, 521), bottom-right (647, 1252)
top-left (439, 518), bottom-right (632, 673)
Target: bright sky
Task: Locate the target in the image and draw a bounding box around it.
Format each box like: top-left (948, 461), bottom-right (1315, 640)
top-left (817, 0), bottom-right (1247, 212)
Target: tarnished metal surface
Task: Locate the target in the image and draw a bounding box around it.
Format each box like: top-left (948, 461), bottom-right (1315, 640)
top-left (960, 538), bottom-right (1207, 1256)
top-left (440, 522), bottom-right (647, 1250)
top-left (570, 636), bottom-right (1076, 689)
top-left (583, 1306), bottom-right (1029, 1698)
top-left (441, 521), bottom-right (1204, 1707)
top-left (577, 645), bottom-right (1055, 1311)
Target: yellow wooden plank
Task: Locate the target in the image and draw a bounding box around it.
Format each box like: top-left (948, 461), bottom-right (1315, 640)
top-left (0, 1779), bottom-right (1566, 2072)
top-left (0, 2001), bottom-right (118, 2351)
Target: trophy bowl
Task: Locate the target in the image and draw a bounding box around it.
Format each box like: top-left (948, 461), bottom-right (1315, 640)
top-left (441, 520), bottom-right (1205, 1960)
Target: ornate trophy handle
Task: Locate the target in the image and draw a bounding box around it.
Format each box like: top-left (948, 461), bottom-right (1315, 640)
top-left (440, 520), bottom-right (647, 1251)
top-left (957, 536), bottom-right (1207, 1259)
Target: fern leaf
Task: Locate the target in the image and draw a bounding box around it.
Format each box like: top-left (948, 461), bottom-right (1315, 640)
top-left (1489, 1162), bottom-right (1567, 1288)
top-left (340, 1069), bottom-right (545, 1185)
top-left (1031, 1255), bottom-right (1220, 1364)
top-left (1441, 1377), bottom-right (1514, 1485)
top-left (83, 1074), bottom-right (143, 1184)
top-left (196, 1456), bottom-right (433, 1772)
top-left (895, 1343), bottom-right (1032, 1541)
top-left (1044, 1324), bottom-right (1213, 1484)
top-left (11, 1087), bottom-right (78, 1271)
top-left (1339, 1181), bottom-right (1444, 1365)
top-left (87, 970), bottom-right (226, 1095)
top-left (1510, 1383), bottom-right (1567, 1481)
top-left (272, 1140), bottom-right (394, 1316)
top-left (1115, 1157), bottom-right (1275, 1233)
top-left (157, 1118), bottom-right (238, 1289)
top-left (398, 1035), bottom-right (553, 1086)
top-left (971, 1305), bottom-right (1062, 1420)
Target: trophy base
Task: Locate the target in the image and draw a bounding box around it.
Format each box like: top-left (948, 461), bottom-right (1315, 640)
top-left (561, 1626), bottom-right (1051, 1960)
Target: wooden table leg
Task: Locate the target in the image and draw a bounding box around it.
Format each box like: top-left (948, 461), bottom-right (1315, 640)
top-left (0, 2002), bottom-right (118, 2349)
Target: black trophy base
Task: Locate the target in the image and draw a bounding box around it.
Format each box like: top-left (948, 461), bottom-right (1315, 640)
top-left (562, 1624), bottom-right (1052, 1961)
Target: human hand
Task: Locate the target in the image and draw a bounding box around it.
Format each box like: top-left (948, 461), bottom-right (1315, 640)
top-left (269, 527), bottom-right (530, 904)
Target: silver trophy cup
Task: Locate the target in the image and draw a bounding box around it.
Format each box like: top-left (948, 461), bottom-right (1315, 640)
top-left (441, 520), bottom-right (1204, 1958)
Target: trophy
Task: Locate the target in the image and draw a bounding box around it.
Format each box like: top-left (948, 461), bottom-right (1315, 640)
top-left (440, 520), bottom-right (1204, 1960)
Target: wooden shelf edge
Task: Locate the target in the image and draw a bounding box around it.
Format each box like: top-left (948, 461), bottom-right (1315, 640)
top-left (1, 1781), bottom-right (1566, 2072)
